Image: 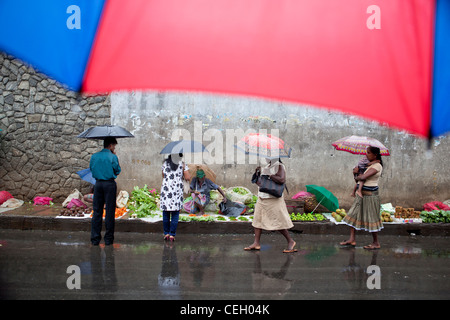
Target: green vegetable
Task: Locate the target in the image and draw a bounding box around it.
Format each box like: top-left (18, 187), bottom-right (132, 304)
top-left (179, 215), bottom-right (191, 222)
top-left (128, 185), bottom-right (160, 218)
top-left (232, 187), bottom-right (249, 195)
top-left (420, 210), bottom-right (450, 223)
top-left (247, 195), bottom-right (258, 209)
top-left (190, 215), bottom-right (215, 222)
top-left (290, 213), bottom-right (326, 222)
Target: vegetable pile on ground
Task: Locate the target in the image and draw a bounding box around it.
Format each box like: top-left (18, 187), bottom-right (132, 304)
top-left (226, 186), bottom-right (254, 205)
top-left (420, 210), bottom-right (450, 223)
top-left (331, 208), bottom-right (346, 222)
top-left (60, 207), bottom-right (90, 217)
top-left (177, 214), bottom-right (253, 222)
top-left (179, 214), bottom-right (216, 222)
top-left (290, 213), bottom-right (326, 221)
top-left (88, 207), bottom-right (128, 219)
top-left (128, 185), bottom-right (160, 218)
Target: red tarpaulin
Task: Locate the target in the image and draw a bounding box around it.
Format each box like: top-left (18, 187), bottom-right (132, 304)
top-left (84, 0), bottom-right (434, 137)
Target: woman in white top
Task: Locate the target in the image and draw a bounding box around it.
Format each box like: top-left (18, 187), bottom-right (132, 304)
top-left (160, 153), bottom-right (191, 241)
top-left (340, 146), bottom-right (384, 250)
top-left (244, 158), bottom-right (296, 253)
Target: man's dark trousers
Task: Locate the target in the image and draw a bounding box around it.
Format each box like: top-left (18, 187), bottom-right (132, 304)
top-left (91, 180), bottom-right (117, 245)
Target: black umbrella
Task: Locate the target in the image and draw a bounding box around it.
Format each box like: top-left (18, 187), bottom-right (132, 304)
top-left (77, 125), bottom-right (134, 139)
top-left (160, 140), bottom-right (206, 154)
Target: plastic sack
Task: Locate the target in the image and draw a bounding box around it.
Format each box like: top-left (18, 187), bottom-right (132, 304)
top-left (218, 200), bottom-right (247, 217)
top-left (226, 186), bottom-right (253, 204)
top-left (33, 196), bottom-right (53, 206)
top-left (67, 198), bottom-right (87, 209)
top-left (116, 190), bottom-right (129, 208)
top-left (62, 189), bottom-right (83, 207)
top-left (291, 191), bottom-right (319, 212)
top-left (291, 191), bottom-right (314, 200)
top-left (0, 191), bottom-right (13, 205)
top-left (0, 198), bottom-right (24, 208)
top-left (423, 201), bottom-right (450, 211)
top-left (380, 203), bottom-right (395, 213)
top-left (204, 202), bottom-right (219, 213)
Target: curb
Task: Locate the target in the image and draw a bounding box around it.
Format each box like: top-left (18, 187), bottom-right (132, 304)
top-left (0, 215), bottom-right (449, 236)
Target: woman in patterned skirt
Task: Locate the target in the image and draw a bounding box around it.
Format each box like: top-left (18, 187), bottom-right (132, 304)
top-left (340, 146), bottom-right (384, 250)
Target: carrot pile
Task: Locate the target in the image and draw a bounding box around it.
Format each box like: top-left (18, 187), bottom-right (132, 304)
top-left (90, 207), bottom-right (128, 219)
top-left (115, 207), bottom-right (127, 218)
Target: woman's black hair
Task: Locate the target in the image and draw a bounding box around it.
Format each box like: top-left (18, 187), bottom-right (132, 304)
top-left (368, 146), bottom-right (383, 167)
top-left (166, 153), bottom-right (183, 171)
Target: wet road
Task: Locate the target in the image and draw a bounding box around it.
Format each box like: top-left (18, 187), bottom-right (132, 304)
top-left (0, 229), bottom-right (449, 300)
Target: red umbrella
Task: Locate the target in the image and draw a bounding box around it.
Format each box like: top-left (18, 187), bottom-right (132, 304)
top-left (235, 133), bottom-right (292, 159)
top-left (0, 0), bottom-right (449, 138)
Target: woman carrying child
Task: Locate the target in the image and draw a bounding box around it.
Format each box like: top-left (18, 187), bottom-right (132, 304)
top-left (340, 146), bottom-right (384, 250)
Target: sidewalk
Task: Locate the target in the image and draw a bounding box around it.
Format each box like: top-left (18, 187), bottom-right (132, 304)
top-left (0, 203), bottom-right (449, 236)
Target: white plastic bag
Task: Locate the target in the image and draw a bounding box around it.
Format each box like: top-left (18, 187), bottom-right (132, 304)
top-left (62, 189), bottom-right (83, 208)
top-left (0, 198), bottom-right (24, 208)
top-left (116, 190), bottom-right (129, 208)
top-left (225, 186), bottom-right (253, 204)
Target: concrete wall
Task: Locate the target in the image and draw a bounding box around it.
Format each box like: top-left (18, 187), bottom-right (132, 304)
top-left (111, 91), bottom-right (450, 210)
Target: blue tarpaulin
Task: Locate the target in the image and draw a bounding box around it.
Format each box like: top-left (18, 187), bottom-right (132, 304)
top-left (0, 0), bottom-right (105, 91)
top-left (432, 0), bottom-right (450, 137)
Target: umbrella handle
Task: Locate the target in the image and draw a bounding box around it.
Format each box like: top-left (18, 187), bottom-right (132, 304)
top-left (311, 197), bottom-right (324, 214)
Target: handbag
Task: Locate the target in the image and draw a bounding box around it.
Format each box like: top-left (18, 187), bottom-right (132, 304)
top-left (257, 175), bottom-right (286, 198)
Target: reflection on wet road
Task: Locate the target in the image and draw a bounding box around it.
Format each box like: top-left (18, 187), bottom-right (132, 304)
top-left (0, 230), bottom-right (449, 299)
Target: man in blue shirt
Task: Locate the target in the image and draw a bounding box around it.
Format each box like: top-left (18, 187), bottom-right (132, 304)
top-left (90, 137), bottom-right (121, 245)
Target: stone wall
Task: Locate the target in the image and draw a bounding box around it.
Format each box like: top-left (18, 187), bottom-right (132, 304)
top-left (0, 53), bottom-right (111, 201)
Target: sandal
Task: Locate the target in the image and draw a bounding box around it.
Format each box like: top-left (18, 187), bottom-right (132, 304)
top-left (363, 244), bottom-right (380, 250)
top-left (339, 240), bottom-right (356, 247)
top-left (244, 245), bottom-right (261, 251)
top-left (164, 234), bottom-right (170, 241)
top-left (169, 235), bottom-right (175, 242)
top-left (283, 241), bottom-right (298, 253)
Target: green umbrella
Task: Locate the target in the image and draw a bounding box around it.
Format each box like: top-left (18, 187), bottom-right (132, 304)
top-left (306, 185), bottom-right (339, 213)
